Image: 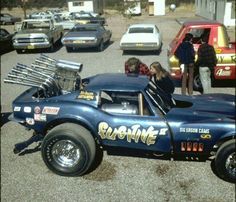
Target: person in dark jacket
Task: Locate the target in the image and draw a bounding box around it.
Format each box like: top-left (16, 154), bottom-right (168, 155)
top-left (195, 35), bottom-right (217, 94)
top-left (149, 61), bottom-right (175, 94)
top-left (175, 33), bottom-right (195, 95)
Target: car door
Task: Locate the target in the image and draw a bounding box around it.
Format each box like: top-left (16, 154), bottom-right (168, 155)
top-left (96, 90), bottom-right (172, 153)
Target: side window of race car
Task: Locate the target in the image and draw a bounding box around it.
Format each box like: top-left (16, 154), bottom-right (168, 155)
top-left (99, 91), bottom-right (153, 116)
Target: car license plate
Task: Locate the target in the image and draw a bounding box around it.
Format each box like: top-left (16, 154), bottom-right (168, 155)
top-left (136, 43), bottom-right (143, 47)
top-left (27, 45), bottom-right (35, 49)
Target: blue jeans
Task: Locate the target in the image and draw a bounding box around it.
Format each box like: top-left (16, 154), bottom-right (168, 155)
top-left (199, 67), bottom-right (211, 94)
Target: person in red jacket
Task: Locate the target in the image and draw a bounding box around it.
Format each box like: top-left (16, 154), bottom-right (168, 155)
top-left (125, 57), bottom-right (151, 76)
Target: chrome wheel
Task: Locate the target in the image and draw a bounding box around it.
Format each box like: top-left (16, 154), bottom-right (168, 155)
top-left (225, 152), bottom-right (236, 177)
top-left (52, 140), bottom-right (81, 168)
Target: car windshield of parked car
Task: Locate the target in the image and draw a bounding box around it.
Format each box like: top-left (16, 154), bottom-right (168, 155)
top-left (22, 21), bottom-right (50, 30)
top-left (128, 27), bottom-right (153, 34)
top-left (72, 26), bottom-right (97, 32)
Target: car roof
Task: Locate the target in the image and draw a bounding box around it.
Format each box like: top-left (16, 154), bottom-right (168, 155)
top-left (183, 20), bottom-right (222, 27)
top-left (22, 19), bottom-right (51, 22)
top-left (85, 73), bottom-right (149, 92)
top-left (74, 23), bottom-right (101, 28)
top-left (129, 24), bottom-right (156, 28)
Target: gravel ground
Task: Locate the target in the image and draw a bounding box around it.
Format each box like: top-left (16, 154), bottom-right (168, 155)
top-left (1, 8), bottom-right (235, 202)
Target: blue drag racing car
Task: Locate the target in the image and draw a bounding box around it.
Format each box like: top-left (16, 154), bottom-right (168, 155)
top-left (4, 55), bottom-right (235, 183)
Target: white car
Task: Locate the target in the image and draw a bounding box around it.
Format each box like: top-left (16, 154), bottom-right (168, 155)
top-left (120, 24), bottom-right (162, 53)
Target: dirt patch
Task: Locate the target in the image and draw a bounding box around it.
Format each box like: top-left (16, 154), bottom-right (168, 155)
top-left (83, 160), bottom-right (116, 181)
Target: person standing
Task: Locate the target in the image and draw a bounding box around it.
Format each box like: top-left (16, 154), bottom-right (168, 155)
top-left (196, 35), bottom-right (217, 94)
top-left (175, 33), bottom-right (195, 95)
top-left (125, 57), bottom-right (151, 76)
top-left (149, 61), bottom-right (175, 94)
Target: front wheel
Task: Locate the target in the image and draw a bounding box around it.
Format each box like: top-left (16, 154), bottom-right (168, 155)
top-left (66, 46), bottom-right (73, 52)
top-left (97, 40), bottom-right (104, 52)
top-left (215, 140), bottom-right (236, 183)
top-left (49, 42), bottom-right (54, 52)
top-left (193, 73), bottom-right (203, 93)
top-left (41, 123), bottom-right (96, 176)
top-left (16, 49), bottom-right (23, 54)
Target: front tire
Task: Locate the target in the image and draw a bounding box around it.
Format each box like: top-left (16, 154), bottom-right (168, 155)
top-left (41, 123), bottom-right (96, 176)
top-left (98, 40), bottom-right (104, 52)
top-left (16, 49), bottom-right (23, 54)
top-left (66, 46), bottom-right (73, 52)
top-left (215, 140), bottom-right (236, 183)
top-left (193, 73), bottom-right (203, 93)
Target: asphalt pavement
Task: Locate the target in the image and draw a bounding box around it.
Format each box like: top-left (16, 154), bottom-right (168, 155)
top-left (1, 9), bottom-right (235, 202)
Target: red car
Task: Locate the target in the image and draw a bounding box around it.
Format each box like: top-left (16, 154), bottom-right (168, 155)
top-left (168, 21), bottom-right (236, 90)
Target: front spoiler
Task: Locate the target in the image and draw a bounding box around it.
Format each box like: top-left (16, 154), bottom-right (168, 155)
top-left (8, 113), bottom-right (25, 124)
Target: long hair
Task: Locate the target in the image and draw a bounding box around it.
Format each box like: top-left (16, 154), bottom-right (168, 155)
top-left (150, 62), bottom-right (169, 80)
top-left (125, 57), bottom-right (140, 73)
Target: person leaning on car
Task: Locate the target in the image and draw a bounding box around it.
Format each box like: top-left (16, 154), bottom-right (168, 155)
top-left (174, 33), bottom-right (195, 95)
top-left (195, 35), bottom-right (217, 94)
top-left (125, 57), bottom-right (151, 76)
top-left (149, 61), bottom-right (175, 95)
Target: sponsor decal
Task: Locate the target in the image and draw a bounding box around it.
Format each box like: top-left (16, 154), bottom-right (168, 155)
top-left (200, 134), bottom-right (212, 139)
top-left (180, 128), bottom-right (210, 134)
top-left (42, 107), bottom-right (60, 115)
top-left (77, 91), bottom-right (96, 101)
top-left (14, 106), bottom-right (21, 112)
top-left (34, 106), bottom-right (41, 114)
top-left (34, 114), bottom-right (47, 122)
top-left (26, 118), bottom-right (35, 125)
top-left (24, 106), bottom-right (32, 113)
top-left (215, 67), bottom-right (231, 77)
top-left (98, 121), bottom-right (168, 146)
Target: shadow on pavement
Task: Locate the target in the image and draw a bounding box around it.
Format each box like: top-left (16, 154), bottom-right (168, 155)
top-left (1, 112), bottom-right (11, 127)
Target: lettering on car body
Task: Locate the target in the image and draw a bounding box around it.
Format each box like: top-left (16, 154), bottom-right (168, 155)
top-left (77, 91), bottom-right (96, 101)
top-left (180, 128), bottom-right (210, 133)
top-left (98, 122), bottom-right (168, 146)
top-left (14, 106), bottom-right (21, 112)
top-left (34, 114), bottom-right (47, 122)
top-left (42, 107), bottom-right (60, 115)
top-left (24, 106), bottom-right (32, 113)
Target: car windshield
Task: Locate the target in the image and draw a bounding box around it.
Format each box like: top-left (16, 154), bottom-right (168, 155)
top-left (72, 26), bottom-right (97, 32)
top-left (22, 21), bottom-right (50, 29)
top-left (145, 81), bottom-right (173, 114)
top-left (129, 27), bottom-right (153, 33)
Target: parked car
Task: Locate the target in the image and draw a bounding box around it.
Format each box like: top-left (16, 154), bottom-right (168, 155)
top-left (12, 19), bottom-right (63, 53)
top-left (53, 15), bottom-right (77, 31)
top-left (26, 11), bottom-right (53, 19)
top-left (0, 13), bottom-right (21, 25)
top-left (4, 55), bottom-right (236, 182)
top-left (168, 21), bottom-right (236, 91)
top-left (69, 11), bottom-right (106, 25)
top-left (120, 24), bottom-right (162, 54)
top-left (61, 23), bottom-right (112, 52)
top-left (0, 28), bottom-right (13, 54)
